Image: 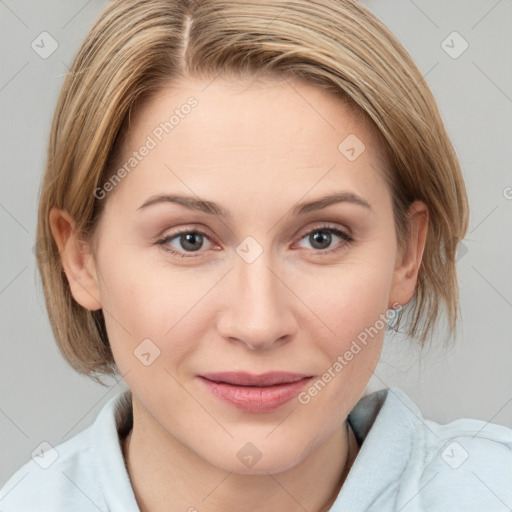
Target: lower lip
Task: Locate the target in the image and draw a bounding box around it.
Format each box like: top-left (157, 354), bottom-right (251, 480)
top-left (198, 377), bottom-right (312, 413)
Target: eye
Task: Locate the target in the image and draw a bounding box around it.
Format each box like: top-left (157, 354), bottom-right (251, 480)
top-left (295, 225), bottom-right (353, 254)
top-left (155, 224), bottom-right (353, 258)
top-left (156, 229), bottom-right (215, 257)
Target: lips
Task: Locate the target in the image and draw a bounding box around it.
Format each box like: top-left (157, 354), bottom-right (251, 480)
top-left (198, 372), bottom-right (313, 413)
top-left (200, 371), bottom-right (310, 386)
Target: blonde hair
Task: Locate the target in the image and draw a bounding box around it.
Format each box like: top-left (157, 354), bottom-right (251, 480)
top-left (36, 0), bottom-right (469, 382)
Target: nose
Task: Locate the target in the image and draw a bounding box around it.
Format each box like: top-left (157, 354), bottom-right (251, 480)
top-left (216, 251), bottom-right (298, 351)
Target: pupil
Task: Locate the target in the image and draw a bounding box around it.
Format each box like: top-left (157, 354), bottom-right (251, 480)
top-left (182, 233), bottom-right (202, 251)
top-left (311, 231), bottom-right (331, 249)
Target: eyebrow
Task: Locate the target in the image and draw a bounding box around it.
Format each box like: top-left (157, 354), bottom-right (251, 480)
top-left (136, 191), bottom-right (372, 217)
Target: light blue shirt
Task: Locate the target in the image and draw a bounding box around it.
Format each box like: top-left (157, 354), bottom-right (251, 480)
top-left (1, 387), bottom-right (511, 511)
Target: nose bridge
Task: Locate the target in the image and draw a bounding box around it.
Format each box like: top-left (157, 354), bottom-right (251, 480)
top-left (218, 242), bottom-right (295, 349)
top-left (238, 254), bottom-right (280, 315)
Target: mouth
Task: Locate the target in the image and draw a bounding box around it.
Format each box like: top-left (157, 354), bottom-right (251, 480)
top-left (197, 372), bottom-right (313, 412)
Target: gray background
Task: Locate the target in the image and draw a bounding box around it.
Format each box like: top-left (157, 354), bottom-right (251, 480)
top-left (1, 0), bottom-right (511, 487)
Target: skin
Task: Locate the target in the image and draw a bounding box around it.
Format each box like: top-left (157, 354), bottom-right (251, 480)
top-left (50, 76), bottom-right (428, 512)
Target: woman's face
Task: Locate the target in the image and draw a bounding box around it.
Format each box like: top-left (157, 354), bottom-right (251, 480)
top-left (64, 76), bottom-right (425, 474)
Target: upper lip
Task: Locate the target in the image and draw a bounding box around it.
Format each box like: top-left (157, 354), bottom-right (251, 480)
top-left (199, 372), bottom-right (312, 387)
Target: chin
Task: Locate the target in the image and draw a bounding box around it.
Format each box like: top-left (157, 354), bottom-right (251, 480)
top-left (198, 436), bottom-right (314, 476)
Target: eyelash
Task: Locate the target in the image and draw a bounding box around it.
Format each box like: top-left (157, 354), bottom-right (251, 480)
top-left (155, 224), bottom-right (354, 259)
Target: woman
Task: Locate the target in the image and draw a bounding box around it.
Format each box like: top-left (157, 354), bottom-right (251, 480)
top-left (1, 0), bottom-right (510, 511)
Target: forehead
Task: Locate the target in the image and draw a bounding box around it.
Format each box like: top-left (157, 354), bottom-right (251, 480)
top-left (125, 75), bottom-right (371, 150)
top-left (105, 76), bottom-right (390, 214)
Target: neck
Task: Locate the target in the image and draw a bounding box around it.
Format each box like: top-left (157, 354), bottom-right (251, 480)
top-left (122, 400), bottom-right (359, 512)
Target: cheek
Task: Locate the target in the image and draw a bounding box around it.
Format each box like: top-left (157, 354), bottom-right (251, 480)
top-left (94, 250), bottom-right (209, 372)
top-left (293, 254), bottom-right (394, 401)
top-left (302, 255), bottom-right (395, 339)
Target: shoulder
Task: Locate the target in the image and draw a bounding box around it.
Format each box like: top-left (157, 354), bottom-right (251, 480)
top-left (388, 388), bottom-right (512, 511)
top-left (0, 424), bottom-right (103, 511)
top-left (0, 390), bottom-right (137, 511)
top-left (417, 413), bottom-right (512, 511)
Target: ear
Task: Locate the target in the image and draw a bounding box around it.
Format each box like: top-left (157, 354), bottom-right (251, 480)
top-left (388, 201), bottom-right (428, 309)
top-left (48, 208), bottom-right (102, 311)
